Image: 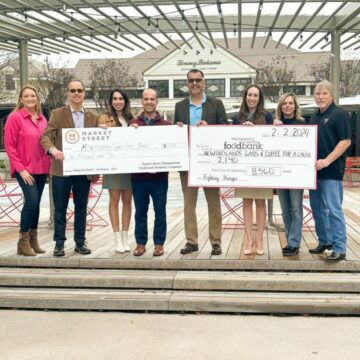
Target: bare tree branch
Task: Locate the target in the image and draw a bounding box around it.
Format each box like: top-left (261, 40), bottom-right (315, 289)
top-left (255, 56), bottom-right (296, 102)
top-left (89, 59), bottom-right (138, 114)
top-left (308, 60), bottom-right (360, 97)
top-left (30, 58), bottom-right (73, 117)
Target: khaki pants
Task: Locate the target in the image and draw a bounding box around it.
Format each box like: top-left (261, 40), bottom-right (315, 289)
top-left (180, 172), bottom-right (221, 245)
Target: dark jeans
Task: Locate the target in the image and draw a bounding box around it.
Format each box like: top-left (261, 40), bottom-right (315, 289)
top-left (132, 179), bottom-right (168, 246)
top-left (15, 172), bottom-right (47, 233)
top-left (52, 175), bottom-right (90, 246)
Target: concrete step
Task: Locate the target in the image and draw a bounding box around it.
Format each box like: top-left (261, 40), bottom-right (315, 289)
top-left (2, 257), bottom-right (360, 272)
top-left (1, 268), bottom-right (360, 292)
top-left (0, 287), bottom-right (360, 314)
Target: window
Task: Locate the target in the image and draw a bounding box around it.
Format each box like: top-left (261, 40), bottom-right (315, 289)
top-left (85, 89), bottom-right (94, 100)
top-left (174, 80), bottom-right (189, 98)
top-left (5, 74), bottom-right (15, 91)
top-left (283, 85), bottom-right (306, 96)
top-left (205, 79), bottom-right (225, 97)
top-left (230, 78), bottom-right (252, 97)
top-left (125, 89), bottom-right (143, 99)
top-left (148, 80), bottom-right (169, 98)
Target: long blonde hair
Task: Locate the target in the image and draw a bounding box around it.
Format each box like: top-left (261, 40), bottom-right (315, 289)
top-left (275, 92), bottom-right (303, 121)
top-left (15, 84), bottom-right (42, 115)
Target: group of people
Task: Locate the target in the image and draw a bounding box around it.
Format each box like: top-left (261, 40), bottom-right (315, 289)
top-left (4, 69), bottom-right (351, 263)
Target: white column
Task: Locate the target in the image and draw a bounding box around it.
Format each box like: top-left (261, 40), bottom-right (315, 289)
top-left (169, 79), bottom-right (174, 99)
top-left (225, 78), bottom-right (230, 99)
top-left (330, 30), bottom-right (340, 104)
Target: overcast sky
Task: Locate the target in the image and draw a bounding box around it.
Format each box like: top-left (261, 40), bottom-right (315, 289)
top-left (28, 2), bottom-right (360, 67)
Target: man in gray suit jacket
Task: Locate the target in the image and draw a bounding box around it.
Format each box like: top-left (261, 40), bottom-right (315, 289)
top-left (174, 69), bottom-right (227, 256)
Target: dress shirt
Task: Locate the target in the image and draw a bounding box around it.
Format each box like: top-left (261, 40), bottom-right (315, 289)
top-left (189, 94), bottom-right (206, 126)
top-left (70, 105), bottom-right (85, 128)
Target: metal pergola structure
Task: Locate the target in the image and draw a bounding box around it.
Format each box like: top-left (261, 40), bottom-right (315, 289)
top-left (0, 0), bottom-right (360, 101)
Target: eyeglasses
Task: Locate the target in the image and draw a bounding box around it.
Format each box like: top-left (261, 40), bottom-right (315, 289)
top-left (187, 78), bottom-right (203, 84)
top-left (69, 89), bottom-right (84, 94)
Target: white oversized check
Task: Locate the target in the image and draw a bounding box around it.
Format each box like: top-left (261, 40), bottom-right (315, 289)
top-left (189, 125), bottom-right (317, 189)
top-left (62, 126), bottom-right (189, 175)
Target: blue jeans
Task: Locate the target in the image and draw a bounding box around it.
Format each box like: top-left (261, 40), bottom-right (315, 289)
top-left (52, 175), bottom-right (90, 246)
top-left (277, 189), bottom-right (304, 248)
top-left (15, 173), bottom-right (47, 233)
top-left (132, 179), bottom-right (168, 246)
top-left (309, 179), bottom-right (346, 253)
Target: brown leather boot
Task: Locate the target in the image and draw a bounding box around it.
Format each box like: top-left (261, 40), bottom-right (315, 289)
top-left (17, 232), bottom-right (36, 256)
top-left (29, 229), bottom-right (45, 254)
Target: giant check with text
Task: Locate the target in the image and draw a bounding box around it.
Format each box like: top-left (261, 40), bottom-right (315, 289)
top-left (62, 126), bottom-right (189, 175)
top-left (189, 125), bottom-right (317, 189)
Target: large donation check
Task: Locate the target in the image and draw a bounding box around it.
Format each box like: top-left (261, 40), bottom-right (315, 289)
top-left (62, 126), bottom-right (189, 175)
top-left (189, 125), bottom-right (317, 189)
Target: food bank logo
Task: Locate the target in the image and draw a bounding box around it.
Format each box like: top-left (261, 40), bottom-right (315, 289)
top-left (65, 130), bottom-right (80, 144)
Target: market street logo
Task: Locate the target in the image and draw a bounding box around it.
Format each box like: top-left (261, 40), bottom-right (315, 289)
top-left (80, 129), bottom-right (112, 141)
top-left (65, 130), bottom-right (80, 144)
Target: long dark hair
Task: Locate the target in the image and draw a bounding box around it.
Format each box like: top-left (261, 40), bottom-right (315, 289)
top-left (238, 84), bottom-right (266, 125)
top-left (108, 89), bottom-right (134, 124)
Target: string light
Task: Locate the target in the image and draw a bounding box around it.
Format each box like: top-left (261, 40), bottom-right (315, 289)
top-left (156, 19), bottom-right (159, 32)
top-left (196, 21), bottom-right (198, 31)
top-left (300, 33), bottom-right (303, 42)
top-left (181, 11), bottom-right (185, 26)
top-left (218, 1), bottom-right (223, 19)
top-left (147, 17), bottom-right (151, 29)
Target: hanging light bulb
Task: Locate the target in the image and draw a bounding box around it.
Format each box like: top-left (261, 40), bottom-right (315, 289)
top-left (181, 11), bottom-right (185, 26)
top-left (259, 0), bottom-right (263, 11)
top-left (218, 1), bottom-right (223, 19)
top-left (196, 21), bottom-right (199, 31)
top-left (233, 24), bottom-right (236, 36)
top-left (156, 19), bottom-right (160, 32)
top-left (300, 33), bottom-right (303, 42)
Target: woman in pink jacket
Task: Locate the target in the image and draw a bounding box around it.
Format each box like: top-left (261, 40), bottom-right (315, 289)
top-left (4, 85), bottom-right (50, 256)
